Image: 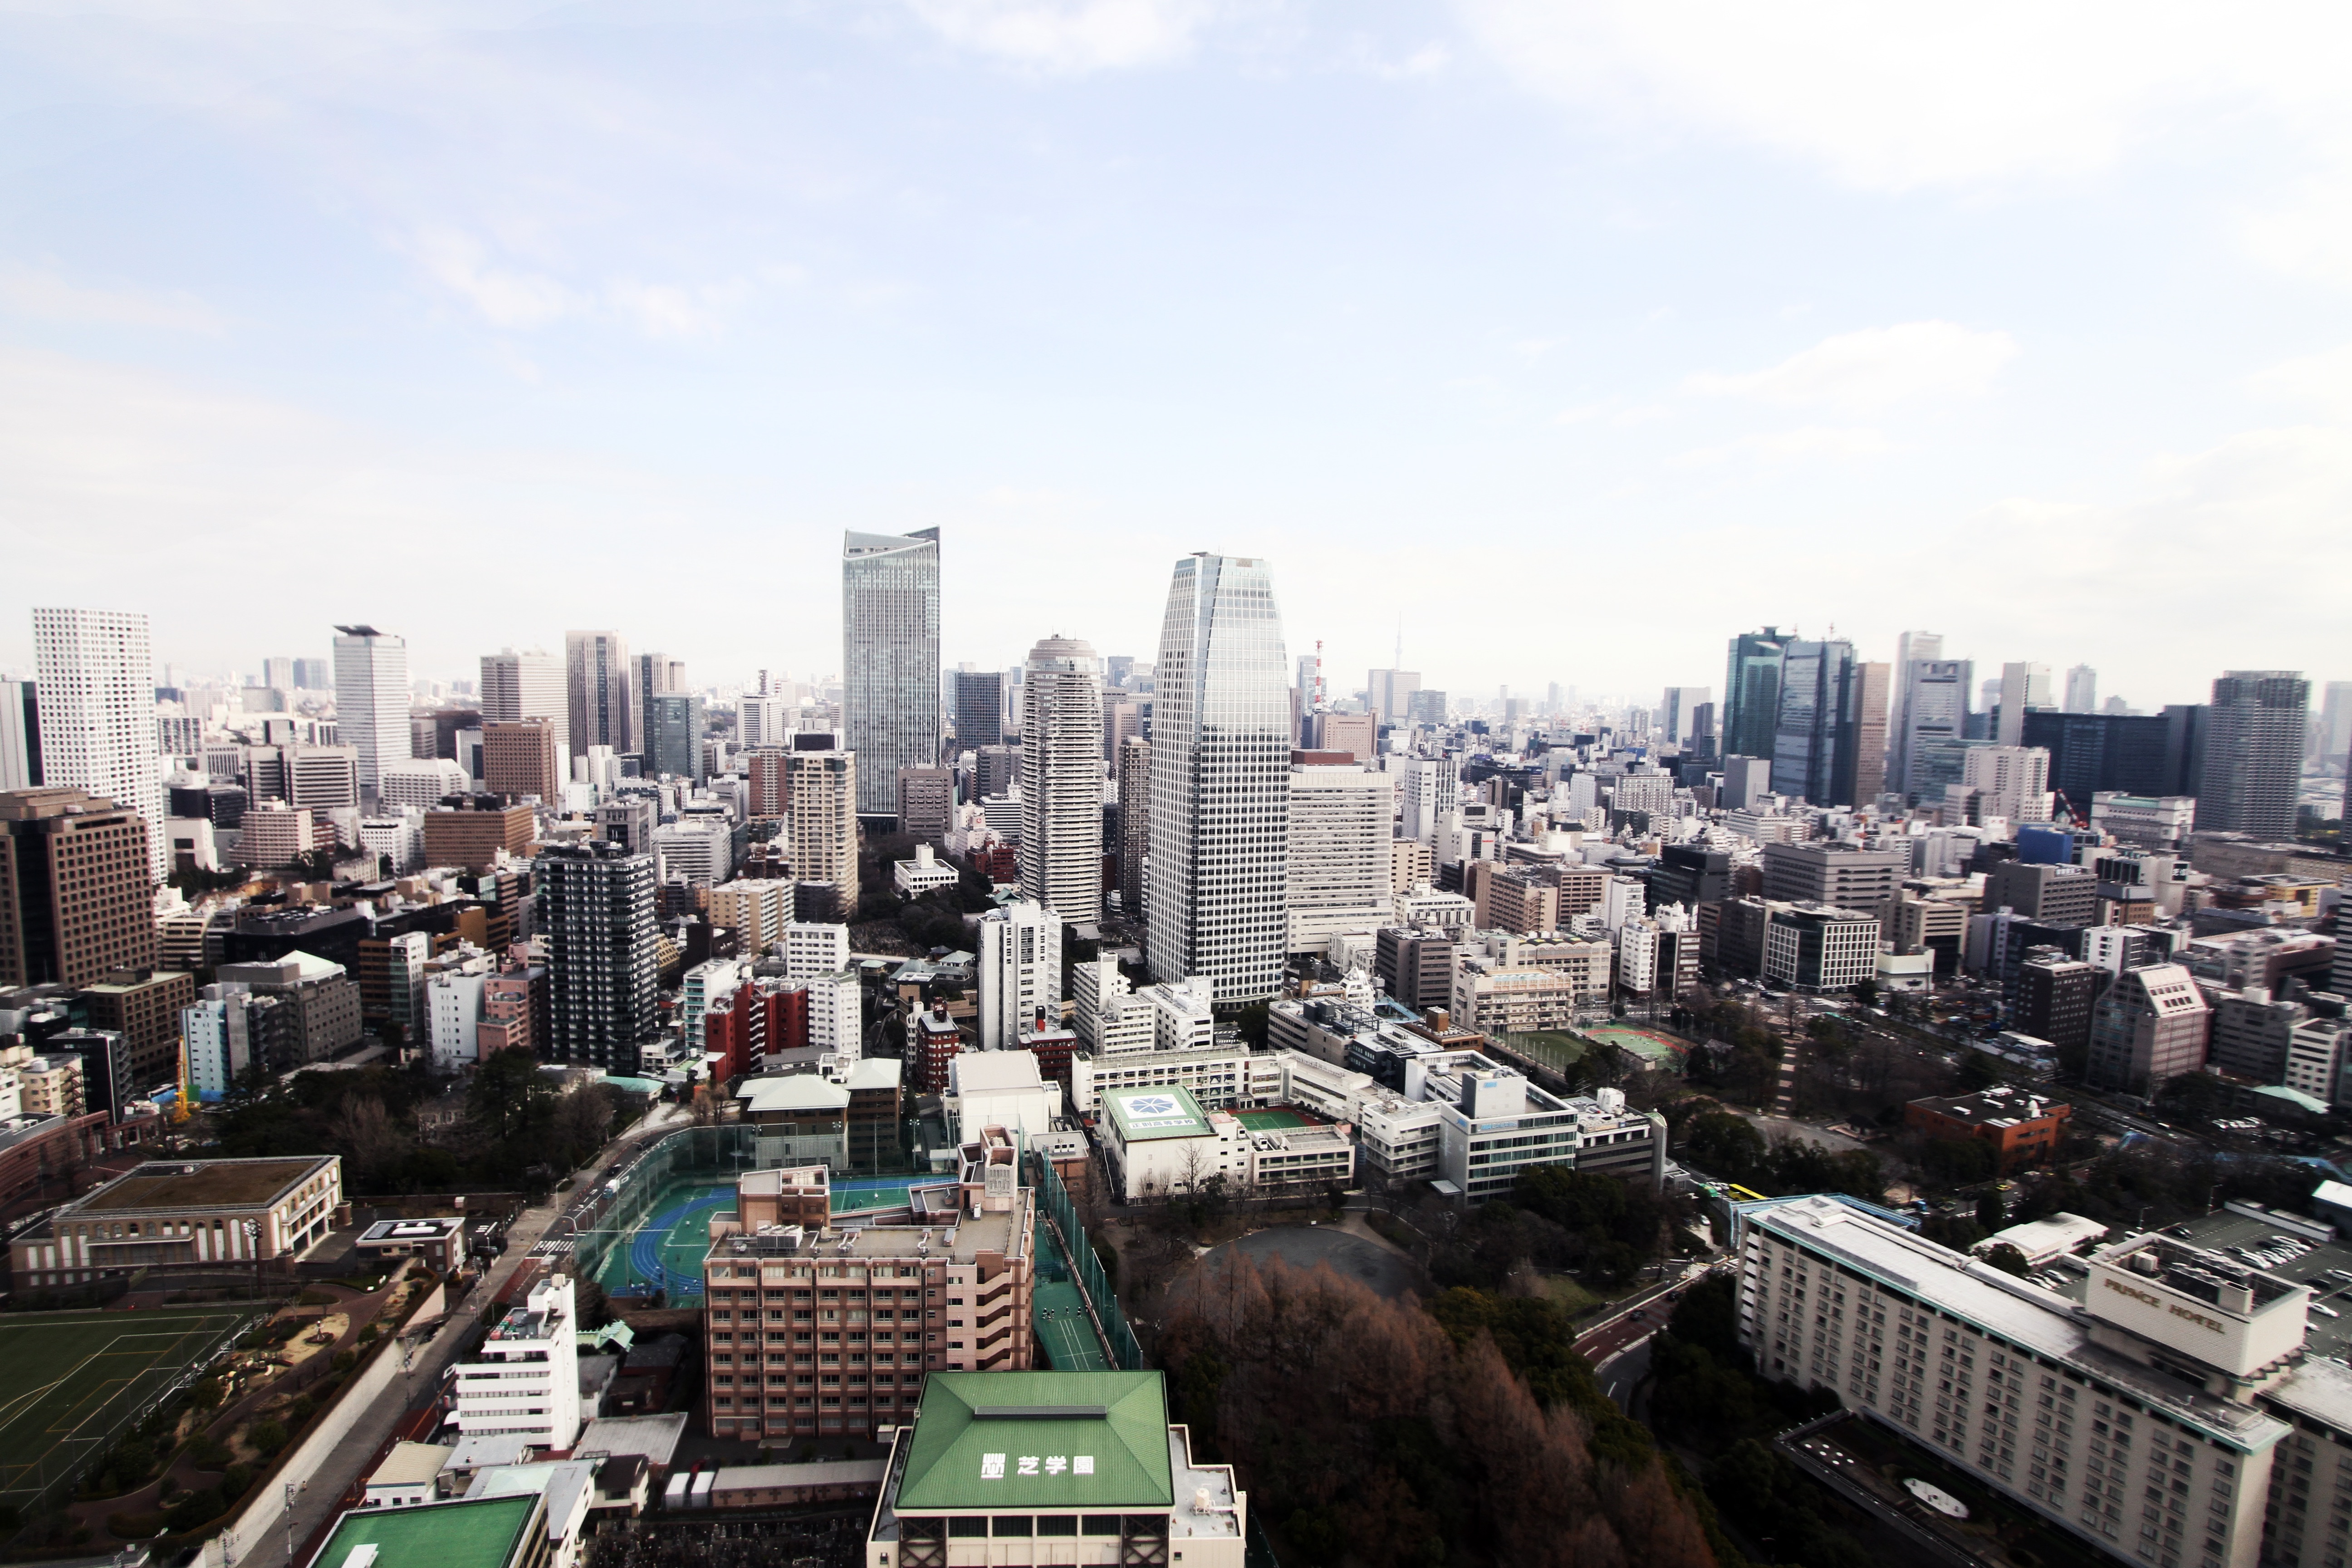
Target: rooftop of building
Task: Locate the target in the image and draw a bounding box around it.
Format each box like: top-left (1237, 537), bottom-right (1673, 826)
top-left (950, 1052), bottom-right (1048, 1094)
top-left (1102, 1086), bottom-right (1215, 1142)
top-left (574, 1412), bottom-right (688, 1468)
top-left (1908, 1087), bottom-right (2071, 1126)
top-left (2133, 1208), bottom-right (2352, 1364)
top-left (889, 1371), bottom-right (1178, 1514)
top-left (737, 1076), bottom-right (850, 1114)
top-left (706, 1202), bottom-right (1029, 1264)
top-left (78, 1155), bottom-right (335, 1214)
top-left (305, 1494), bottom-right (539, 1568)
top-left (360, 1216), bottom-right (466, 1244)
top-left (368, 1442), bottom-right (455, 1490)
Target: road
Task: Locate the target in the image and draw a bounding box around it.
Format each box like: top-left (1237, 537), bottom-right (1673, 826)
top-left (1570, 1260), bottom-right (1714, 1411)
top-left (265, 1100), bottom-right (691, 1562)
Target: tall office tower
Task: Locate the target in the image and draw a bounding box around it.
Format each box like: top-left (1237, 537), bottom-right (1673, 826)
top-left (950, 667), bottom-right (1003, 749)
top-left (1842, 662), bottom-right (1891, 804)
top-left (1116, 735), bottom-right (1151, 921)
top-left (291, 657), bottom-right (329, 691)
top-left (1018, 635), bottom-right (1104, 921)
top-left (637, 652), bottom-right (686, 711)
top-left (1101, 695), bottom-right (1143, 762)
top-left (539, 842), bottom-right (659, 1073)
top-left (1770, 637), bottom-right (1856, 805)
top-left (1722, 627), bottom-right (1792, 763)
top-left (565, 631), bottom-right (635, 760)
top-left (1402, 755), bottom-right (1459, 842)
top-left (2019, 711), bottom-right (2174, 816)
top-left (843, 528), bottom-right (942, 823)
top-left (1146, 554), bottom-right (1290, 1002)
top-left (2063, 664), bottom-right (2097, 714)
top-left (977, 898), bottom-right (1062, 1049)
top-left (2320, 681), bottom-right (2352, 769)
top-left (0, 679), bottom-right (39, 791)
top-left (786, 742), bottom-right (860, 914)
top-left (1658, 686), bottom-right (1711, 745)
top-left (330, 624), bottom-right (412, 801)
top-left (1893, 657), bottom-right (1972, 801)
top-left (262, 657), bottom-right (294, 692)
top-left (739, 678), bottom-right (793, 750)
top-left (1285, 751), bottom-right (1392, 956)
top-left (33, 608), bottom-right (167, 885)
top-left (2199, 671), bottom-right (2309, 840)
top-left (1887, 632), bottom-right (1940, 769)
top-left (479, 648), bottom-right (570, 766)
top-left (0, 787), bottom-right (158, 987)
top-left (1365, 669), bottom-right (1421, 726)
top-left (647, 692), bottom-right (706, 782)
top-left (1996, 661), bottom-right (2053, 746)
top-left (482, 719), bottom-right (563, 802)
top-left (1947, 745), bottom-right (2054, 825)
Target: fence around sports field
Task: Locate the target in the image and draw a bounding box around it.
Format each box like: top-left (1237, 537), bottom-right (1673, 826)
top-left (1027, 1152), bottom-right (1142, 1372)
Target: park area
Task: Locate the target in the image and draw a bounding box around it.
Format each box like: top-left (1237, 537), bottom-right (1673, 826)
top-left (0, 1308), bottom-right (250, 1511)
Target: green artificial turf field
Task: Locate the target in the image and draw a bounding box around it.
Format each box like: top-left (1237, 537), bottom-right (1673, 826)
top-left (0, 1308), bottom-right (250, 1504)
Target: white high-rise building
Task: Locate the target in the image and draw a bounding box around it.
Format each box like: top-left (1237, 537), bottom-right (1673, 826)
top-left (480, 647), bottom-right (568, 767)
top-left (1400, 754), bottom-right (1457, 844)
top-left (1018, 634), bottom-right (1104, 921)
top-left (332, 624), bottom-right (412, 799)
top-left (565, 631), bottom-right (635, 759)
top-left (843, 529), bottom-right (942, 822)
top-left (1997, 660), bottom-right (2053, 746)
top-left (1147, 554), bottom-right (1292, 1003)
top-left (979, 899), bottom-right (1063, 1050)
top-left (2063, 663), bottom-right (2097, 714)
top-left (451, 1273), bottom-right (581, 1450)
top-left (1894, 656), bottom-right (1972, 801)
top-left (1946, 744), bottom-right (2054, 826)
top-left (378, 757), bottom-right (469, 811)
top-left (802, 970), bottom-right (861, 1057)
top-left (33, 607), bottom-right (168, 884)
top-left (782, 920), bottom-right (851, 980)
top-left (1286, 755), bottom-right (1395, 956)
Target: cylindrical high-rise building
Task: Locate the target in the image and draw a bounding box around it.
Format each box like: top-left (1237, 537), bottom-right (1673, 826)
top-left (1019, 635), bottom-right (1104, 922)
top-left (843, 529), bottom-right (941, 823)
top-left (333, 624), bottom-right (413, 801)
top-left (32, 607), bottom-right (167, 886)
top-left (1146, 554), bottom-right (1290, 1002)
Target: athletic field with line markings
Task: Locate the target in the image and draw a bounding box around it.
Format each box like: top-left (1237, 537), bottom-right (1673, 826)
top-left (0, 1308), bottom-right (251, 1504)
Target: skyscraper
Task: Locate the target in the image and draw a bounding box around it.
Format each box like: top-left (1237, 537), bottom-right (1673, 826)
top-left (2064, 664), bottom-right (2098, 714)
top-left (978, 899), bottom-right (1062, 1049)
top-left (2318, 681), bottom-right (2352, 769)
top-left (1285, 751), bottom-right (1392, 956)
top-left (787, 741), bottom-right (859, 916)
top-left (1658, 686), bottom-right (1712, 745)
top-left (0, 787), bottom-right (158, 987)
top-left (1018, 635), bottom-right (1104, 922)
top-left (539, 841), bottom-right (659, 1074)
top-left (1365, 669), bottom-right (1420, 726)
top-left (1147, 554), bottom-right (1290, 1002)
top-left (1722, 627), bottom-right (1792, 763)
top-left (1843, 662), bottom-right (1891, 804)
top-left (1894, 657), bottom-right (1972, 801)
top-left (648, 692), bottom-right (706, 782)
top-left (333, 625), bottom-right (412, 801)
top-left (0, 679), bottom-right (40, 793)
top-left (2199, 671), bottom-right (2309, 841)
top-left (1770, 637), bottom-right (1856, 805)
top-left (34, 607), bottom-right (168, 885)
top-left (1997, 661), bottom-right (2053, 746)
top-left (480, 647), bottom-right (569, 765)
top-left (565, 631), bottom-right (634, 759)
top-left (1117, 734), bottom-right (1151, 921)
top-left (843, 529), bottom-right (941, 822)
top-left (951, 667), bottom-right (1003, 749)
top-left (1888, 631), bottom-right (1941, 778)
top-left (637, 652), bottom-right (686, 712)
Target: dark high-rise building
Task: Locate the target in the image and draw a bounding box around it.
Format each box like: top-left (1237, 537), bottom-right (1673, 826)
top-left (2162, 703), bottom-right (2208, 804)
top-left (0, 679), bottom-right (39, 791)
top-left (1116, 735), bottom-right (1151, 921)
top-left (1649, 844), bottom-right (1730, 912)
top-left (1722, 627), bottom-right (1792, 763)
top-left (2199, 671), bottom-right (2308, 841)
top-left (951, 668), bottom-right (1003, 750)
top-left (540, 842), bottom-right (659, 1074)
top-left (0, 788), bottom-right (157, 990)
top-left (647, 692), bottom-right (706, 782)
top-left (2014, 949), bottom-right (2095, 1058)
top-left (2019, 711), bottom-right (2174, 816)
top-left (1771, 637), bottom-right (1860, 805)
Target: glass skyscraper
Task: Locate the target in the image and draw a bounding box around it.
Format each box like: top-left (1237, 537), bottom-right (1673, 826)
top-left (1770, 637), bottom-right (1857, 806)
top-left (1147, 554), bottom-right (1290, 1002)
top-left (843, 529), bottom-right (942, 821)
top-left (1722, 626), bottom-right (1791, 762)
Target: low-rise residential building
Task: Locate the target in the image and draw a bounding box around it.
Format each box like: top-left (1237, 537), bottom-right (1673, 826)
top-left (451, 1274), bottom-right (582, 1453)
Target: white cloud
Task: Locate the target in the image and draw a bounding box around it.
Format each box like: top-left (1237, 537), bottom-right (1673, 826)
top-left (1679, 424), bottom-right (1890, 466)
top-left (0, 265), bottom-right (225, 333)
top-left (1685, 321), bottom-right (2017, 412)
top-left (902, 0), bottom-right (1215, 71)
top-left (1454, 1), bottom-right (2342, 193)
top-left (409, 230), bottom-right (583, 329)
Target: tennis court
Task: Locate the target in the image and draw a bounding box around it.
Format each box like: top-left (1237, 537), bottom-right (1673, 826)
top-left (0, 1308), bottom-right (251, 1505)
top-left (1234, 1109), bottom-right (1309, 1132)
top-left (1033, 1279), bottom-right (1106, 1370)
top-left (1584, 1022), bottom-right (1690, 1067)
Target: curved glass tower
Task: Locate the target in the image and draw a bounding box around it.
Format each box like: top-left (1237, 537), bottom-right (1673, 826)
top-left (1146, 554), bottom-right (1290, 1002)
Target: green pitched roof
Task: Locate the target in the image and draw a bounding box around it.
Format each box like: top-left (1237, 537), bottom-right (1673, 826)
top-left (309, 1496), bottom-right (539, 1568)
top-left (1102, 1086), bottom-right (1213, 1142)
top-left (895, 1372), bottom-right (1174, 1512)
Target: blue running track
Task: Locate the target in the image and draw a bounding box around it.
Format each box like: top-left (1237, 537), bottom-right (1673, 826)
top-left (623, 1190), bottom-right (733, 1298)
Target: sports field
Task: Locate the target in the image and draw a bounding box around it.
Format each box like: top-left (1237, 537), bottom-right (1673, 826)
top-left (1034, 1279), bottom-right (1106, 1370)
top-left (0, 1308), bottom-right (251, 1505)
top-left (1584, 1022), bottom-right (1689, 1066)
top-left (595, 1177), bottom-right (734, 1300)
top-left (1234, 1109), bottom-right (1309, 1132)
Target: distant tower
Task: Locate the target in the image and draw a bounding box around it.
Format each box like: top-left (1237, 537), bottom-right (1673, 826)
top-left (31, 608), bottom-right (166, 885)
top-left (2063, 664), bottom-right (2098, 715)
top-left (843, 529), bottom-right (942, 823)
top-left (332, 624), bottom-right (413, 801)
top-left (1147, 555), bottom-right (1290, 1001)
top-left (480, 647), bottom-right (569, 767)
top-left (2199, 671), bottom-right (2308, 841)
top-left (565, 631), bottom-right (634, 759)
top-left (1019, 635), bottom-right (1104, 922)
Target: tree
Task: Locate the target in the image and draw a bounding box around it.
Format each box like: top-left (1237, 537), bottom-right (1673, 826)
top-left (1980, 1242), bottom-right (2031, 1277)
top-left (325, 1094), bottom-right (407, 1189)
top-left (468, 1049), bottom-right (554, 1142)
top-left (1233, 1001), bottom-right (1270, 1049)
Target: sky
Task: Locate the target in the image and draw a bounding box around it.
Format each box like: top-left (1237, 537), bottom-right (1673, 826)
top-left (4, 0), bottom-right (2352, 712)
